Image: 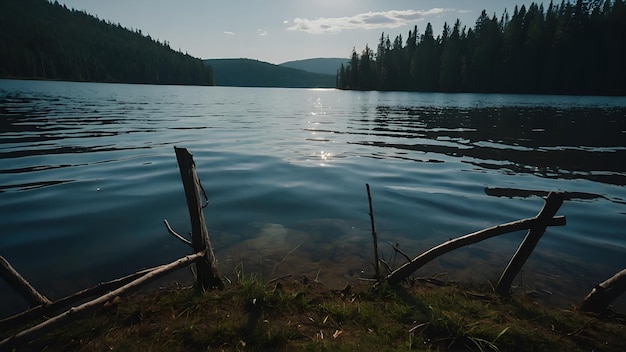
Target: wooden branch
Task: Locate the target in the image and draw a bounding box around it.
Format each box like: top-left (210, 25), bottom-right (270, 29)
top-left (380, 259), bottom-right (393, 274)
top-left (175, 147), bottom-right (223, 290)
top-left (0, 251), bottom-right (205, 350)
top-left (384, 215), bottom-right (566, 285)
top-left (579, 268), bottom-right (626, 313)
top-left (0, 255), bottom-right (51, 307)
top-left (268, 274), bottom-right (292, 284)
top-left (495, 192), bottom-right (564, 296)
top-left (366, 183), bottom-right (381, 281)
top-left (388, 241), bottom-right (412, 263)
top-left (0, 265), bottom-right (160, 331)
top-left (163, 219), bottom-right (192, 247)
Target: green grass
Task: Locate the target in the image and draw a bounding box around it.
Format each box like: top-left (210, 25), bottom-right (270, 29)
top-left (3, 277), bottom-right (625, 351)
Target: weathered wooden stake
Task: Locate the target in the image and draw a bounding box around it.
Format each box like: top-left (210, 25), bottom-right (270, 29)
top-left (366, 183), bottom-right (381, 281)
top-left (174, 147), bottom-right (224, 290)
top-left (495, 192), bottom-right (564, 296)
top-left (579, 268), bottom-right (626, 313)
top-left (0, 255), bottom-right (51, 307)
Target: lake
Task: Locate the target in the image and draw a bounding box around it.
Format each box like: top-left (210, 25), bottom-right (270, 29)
top-left (1, 79), bottom-right (625, 316)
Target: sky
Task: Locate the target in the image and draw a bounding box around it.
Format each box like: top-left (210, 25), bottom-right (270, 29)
top-left (56, 0), bottom-right (541, 64)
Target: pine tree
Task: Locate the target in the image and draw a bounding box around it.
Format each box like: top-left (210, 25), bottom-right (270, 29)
top-left (412, 23), bottom-right (439, 91)
top-left (337, 0), bottom-right (625, 95)
top-left (439, 20), bottom-right (463, 92)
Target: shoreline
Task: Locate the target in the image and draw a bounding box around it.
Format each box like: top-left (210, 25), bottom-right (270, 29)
top-left (3, 275), bottom-right (625, 351)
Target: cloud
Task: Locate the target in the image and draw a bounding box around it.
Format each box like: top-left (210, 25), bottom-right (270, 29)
top-left (257, 29), bottom-right (268, 36)
top-left (287, 8), bottom-right (450, 34)
top-left (223, 31), bottom-right (235, 35)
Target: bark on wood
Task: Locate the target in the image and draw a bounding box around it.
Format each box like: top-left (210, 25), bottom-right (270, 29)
top-left (0, 255), bottom-right (51, 307)
top-left (0, 251), bottom-right (205, 350)
top-left (366, 183), bottom-right (381, 280)
top-left (174, 147), bottom-right (223, 290)
top-left (579, 268), bottom-right (626, 313)
top-left (495, 192), bottom-right (564, 296)
top-left (384, 215), bottom-right (566, 285)
top-left (0, 265), bottom-right (157, 331)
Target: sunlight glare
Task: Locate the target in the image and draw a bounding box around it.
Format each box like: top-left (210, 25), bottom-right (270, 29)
top-left (319, 150), bottom-right (332, 166)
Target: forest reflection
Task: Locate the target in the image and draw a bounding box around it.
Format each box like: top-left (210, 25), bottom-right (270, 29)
top-left (347, 105), bottom-right (626, 186)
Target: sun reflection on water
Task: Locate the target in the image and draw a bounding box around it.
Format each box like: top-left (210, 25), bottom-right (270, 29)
top-left (319, 150), bottom-right (332, 166)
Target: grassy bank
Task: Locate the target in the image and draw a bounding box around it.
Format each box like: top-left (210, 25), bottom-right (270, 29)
top-left (5, 275), bottom-right (625, 351)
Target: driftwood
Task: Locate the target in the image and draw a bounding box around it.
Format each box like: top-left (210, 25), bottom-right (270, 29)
top-left (579, 268), bottom-right (626, 313)
top-left (0, 255), bottom-right (51, 307)
top-left (0, 147), bottom-right (228, 348)
top-left (0, 251), bottom-right (205, 350)
top-left (495, 192), bottom-right (564, 295)
top-left (174, 147), bottom-right (223, 290)
top-left (0, 265), bottom-right (160, 331)
top-left (384, 212), bottom-right (566, 285)
top-left (366, 183), bottom-right (381, 280)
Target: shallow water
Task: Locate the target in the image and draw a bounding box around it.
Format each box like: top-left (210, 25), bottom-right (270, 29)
top-left (1, 79), bottom-right (625, 316)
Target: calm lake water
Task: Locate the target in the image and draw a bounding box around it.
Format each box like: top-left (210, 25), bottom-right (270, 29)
top-left (1, 79), bottom-right (625, 316)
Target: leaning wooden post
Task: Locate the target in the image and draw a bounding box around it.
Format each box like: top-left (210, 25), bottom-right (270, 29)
top-left (579, 268), bottom-right (626, 314)
top-left (174, 147), bottom-right (223, 290)
top-left (0, 255), bottom-right (51, 307)
top-left (495, 192), bottom-right (564, 296)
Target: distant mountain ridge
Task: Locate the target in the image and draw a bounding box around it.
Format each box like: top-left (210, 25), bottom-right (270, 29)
top-left (203, 58), bottom-right (336, 88)
top-left (279, 58), bottom-right (349, 76)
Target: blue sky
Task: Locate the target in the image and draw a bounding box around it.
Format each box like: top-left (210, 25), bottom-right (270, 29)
top-left (57, 0), bottom-right (541, 64)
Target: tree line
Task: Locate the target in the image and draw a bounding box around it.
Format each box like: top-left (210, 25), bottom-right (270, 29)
top-left (337, 0), bottom-right (626, 96)
top-left (0, 0), bottom-right (214, 85)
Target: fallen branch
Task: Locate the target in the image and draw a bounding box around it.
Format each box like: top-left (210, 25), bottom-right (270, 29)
top-left (163, 219), bottom-right (193, 247)
top-left (384, 215), bottom-right (565, 285)
top-left (0, 251), bottom-right (205, 350)
top-left (579, 268), bottom-right (626, 314)
top-left (268, 274), bottom-right (292, 284)
top-left (0, 256), bottom-right (51, 307)
top-left (0, 265), bottom-right (160, 331)
top-left (495, 192), bottom-right (564, 296)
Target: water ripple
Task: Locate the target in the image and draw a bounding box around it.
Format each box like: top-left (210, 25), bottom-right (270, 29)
top-left (1, 80), bottom-right (625, 316)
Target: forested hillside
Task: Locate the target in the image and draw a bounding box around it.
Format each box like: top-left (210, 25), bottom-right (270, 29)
top-left (279, 58), bottom-right (349, 75)
top-left (338, 0), bottom-right (626, 96)
top-left (205, 59), bottom-right (336, 88)
top-left (0, 0), bottom-right (214, 85)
